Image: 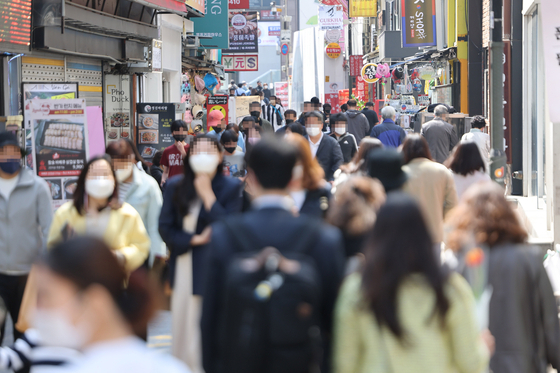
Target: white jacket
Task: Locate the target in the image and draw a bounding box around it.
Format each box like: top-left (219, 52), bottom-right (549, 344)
top-left (461, 129), bottom-right (490, 166)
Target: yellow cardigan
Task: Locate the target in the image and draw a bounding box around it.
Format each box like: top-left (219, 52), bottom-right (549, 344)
top-left (333, 272), bottom-right (489, 373)
top-left (47, 201), bottom-right (150, 272)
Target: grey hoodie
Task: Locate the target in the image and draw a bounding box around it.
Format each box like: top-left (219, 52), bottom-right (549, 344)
top-left (344, 110), bottom-right (370, 144)
top-left (0, 168), bottom-right (52, 275)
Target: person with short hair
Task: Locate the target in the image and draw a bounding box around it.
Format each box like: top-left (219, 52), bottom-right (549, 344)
top-left (344, 99), bottom-right (370, 144)
top-left (362, 101), bottom-right (379, 133)
top-left (276, 109), bottom-right (301, 136)
top-left (370, 106), bottom-right (407, 148)
top-left (161, 120), bottom-right (190, 185)
top-left (340, 104), bottom-right (348, 113)
top-left (323, 103), bottom-right (332, 132)
top-left (448, 142), bottom-right (491, 199)
top-left (421, 105), bottom-right (459, 163)
top-left (297, 101), bottom-right (315, 125)
top-left (305, 111), bottom-right (344, 181)
top-left (462, 115), bottom-right (490, 167)
top-left (262, 82), bottom-right (272, 98)
top-left (150, 150), bottom-right (164, 187)
top-left (249, 101), bottom-right (273, 133)
top-left (256, 80), bottom-right (263, 93)
top-left (367, 148), bottom-right (408, 193)
top-left (262, 95), bottom-right (285, 131)
top-left (220, 129), bottom-right (246, 177)
top-left (330, 113), bottom-right (358, 163)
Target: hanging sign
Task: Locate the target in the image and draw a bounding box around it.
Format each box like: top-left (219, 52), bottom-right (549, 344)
top-left (325, 29), bottom-right (341, 43)
top-left (325, 42), bottom-right (342, 59)
top-left (349, 0), bottom-right (377, 17)
top-left (349, 55), bottom-right (363, 76)
top-left (207, 95), bottom-right (229, 131)
top-left (229, 0), bottom-right (249, 9)
top-left (361, 63), bottom-right (380, 83)
top-left (318, 5), bottom-right (343, 31)
top-left (221, 54), bottom-right (259, 71)
top-left (401, 0), bottom-right (437, 47)
top-left (224, 12), bottom-right (259, 53)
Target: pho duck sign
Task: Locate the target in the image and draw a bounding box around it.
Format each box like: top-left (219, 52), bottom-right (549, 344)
top-left (401, 0), bottom-right (437, 48)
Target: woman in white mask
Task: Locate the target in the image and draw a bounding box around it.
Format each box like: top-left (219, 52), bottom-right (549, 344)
top-left (47, 155), bottom-right (150, 273)
top-left (106, 140), bottom-right (165, 268)
top-left (33, 236), bottom-right (190, 373)
top-left (158, 135), bottom-right (243, 372)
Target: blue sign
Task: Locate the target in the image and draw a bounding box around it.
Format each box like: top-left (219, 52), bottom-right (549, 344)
top-left (281, 43), bottom-right (289, 55)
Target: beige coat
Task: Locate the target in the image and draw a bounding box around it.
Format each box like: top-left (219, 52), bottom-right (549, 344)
top-left (402, 158), bottom-right (458, 243)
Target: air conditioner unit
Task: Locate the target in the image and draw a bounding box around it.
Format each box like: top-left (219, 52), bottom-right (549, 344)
top-left (183, 36), bottom-right (201, 49)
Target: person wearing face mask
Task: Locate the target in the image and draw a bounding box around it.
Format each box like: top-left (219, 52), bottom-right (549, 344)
top-left (33, 236), bottom-right (191, 373)
top-left (106, 140), bottom-right (165, 268)
top-left (219, 130), bottom-right (246, 178)
top-left (206, 110), bottom-right (226, 137)
top-left (305, 111), bottom-right (343, 182)
top-left (329, 114), bottom-right (358, 164)
top-left (150, 150), bottom-right (164, 188)
top-left (225, 123), bottom-right (246, 152)
top-left (262, 95), bottom-right (285, 131)
top-left (275, 109), bottom-right (304, 136)
top-left (249, 102), bottom-right (273, 133)
top-left (47, 155), bottom-right (150, 273)
top-left (0, 131), bottom-right (53, 345)
top-left (262, 83), bottom-right (271, 98)
top-left (158, 135), bottom-right (243, 371)
top-left (161, 120), bottom-right (190, 186)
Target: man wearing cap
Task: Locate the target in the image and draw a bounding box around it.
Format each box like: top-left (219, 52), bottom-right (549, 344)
top-left (207, 110), bottom-right (246, 152)
top-left (0, 131), bottom-right (52, 343)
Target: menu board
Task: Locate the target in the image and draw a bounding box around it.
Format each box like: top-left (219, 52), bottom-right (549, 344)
top-left (136, 103), bottom-right (175, 162)
top-left (104, 75), bottom-right (132, 144)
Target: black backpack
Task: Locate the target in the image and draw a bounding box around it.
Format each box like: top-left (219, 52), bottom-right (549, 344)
top-left (218, 218), bottom-right (323, 373)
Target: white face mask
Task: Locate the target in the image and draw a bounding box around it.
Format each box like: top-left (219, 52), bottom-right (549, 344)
top-left (307, 126), bottom-right (321, 137)
top-left (32, 307), bottom-right (91, 349)
top-left (189, 153), bottom-right (220, 174)
top-left (334, 127), bottom-right (346, 135)
top-left (115, 164), bottom-right (133, 183)
top-left (85, 178), bottom-right (115, 199)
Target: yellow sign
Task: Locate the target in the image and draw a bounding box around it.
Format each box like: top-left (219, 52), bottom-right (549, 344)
top-left (361, 63), bottom-right (379, 83)
top-left (349, 0), bottom-right (378, 18)
top-left (326, 43), bottom-right (342, 59)
top-left (209, 106), bottom-right (226, 118)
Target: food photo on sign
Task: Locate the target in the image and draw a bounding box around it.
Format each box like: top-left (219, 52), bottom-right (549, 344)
top-left (136, 104), bottom-right (175, 161)
top-left (225, 12), bottom-right (258, 53)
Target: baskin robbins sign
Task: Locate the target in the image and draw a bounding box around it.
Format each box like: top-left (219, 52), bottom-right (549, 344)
top-left (401, 0), bottom-right (437, 48)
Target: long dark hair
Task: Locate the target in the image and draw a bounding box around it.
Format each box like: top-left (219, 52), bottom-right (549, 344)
top-left (73, 155), bottom-right (119, 215)
top-left (43, 237), bottom-right (158, 337)
top-left (361, 193), bottom-right (449, 341)
top-left (402, 134), bottom-right (433, 164)
top-left (448, 142), bottom-right (486, 175)
top-left (174, 135), bottom-right (223, 216)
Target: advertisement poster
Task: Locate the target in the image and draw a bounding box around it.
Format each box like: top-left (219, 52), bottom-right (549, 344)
top-left (25, 98), bottom-right (89, 210)
top-left (224, 12), bottom-right (258, 53)
top-left (401, 0), bottom-right (437, 47)
top-left (274, 82), bottom-right (289, 107)
top-left (235, 96), bottom-right (259, 123)
top-left (258, 21), bottom-right (280, 46)
top-left (193, 0), bottom-right (229, 49)
top-left (259, 10), bottom-right (280, 21)
top-left (349, 0), bottom-right (377, 17)
top-left (104, 74), bottom-right (131, 144)
top-left (349, 55), bottom-right (363, 77)
top-left (338, 89), bottom-right (350, 105)
top-left (23, 83), bottom-right (78, 102)
top-left (355, 76), bottom-right (368, 101)
top-left (136, 103), bottom-right (175, 162)
top-left (207, 95), bottom-right (229, 131)
top-left (318, 5), bottom-right (343, 31)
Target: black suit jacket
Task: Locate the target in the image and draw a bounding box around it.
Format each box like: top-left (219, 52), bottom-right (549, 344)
top-left (314, 134), bottom-right (344, 182)
top-left (362, 108), bottom-right (379, 133)
top-left (201, 208), bottom-right (345, 373)
top-left (300, 187), bottom-right (332, 219)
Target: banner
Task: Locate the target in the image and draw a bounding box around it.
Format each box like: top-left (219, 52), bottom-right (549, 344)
top-left (401, 0), bottom-right (437, 47)
top-left (324, 94), bottom-right (340, 114)
top-left (193, 0), bottom-right (229, 49)
top-left (258, 21), bottom-right (280, 46)
top-left (224, 12), bottom-right (259, 53)
top-left (136, 103), bottom-right (175, 162)
top-left (235, 96), bottom-right (259, 123)
top-left (349, 0), bottom-right (377, 18)
top-left (349, 55), bottom-right (363, 76)
top-left (318, 5), bottom-right (343, 31)
top-left (104, 74), bottom-right (131, 144)
top-left (26, 98), bottom-right (89, 210)
top-left (274, 82), bottom-right (289, 107)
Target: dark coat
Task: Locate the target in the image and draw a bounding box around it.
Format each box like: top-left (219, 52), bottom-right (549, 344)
top-left (201, 207), bottom-right (345, 373)
top-left (299, 186), bottom-right (332, 219)
top-left (329, 132), bottom-right (358, 163)
top-left (315, 134), bottom-right (344, 182)
top-left (149, 164), bottom-right (163, 188)
top-left (158, 173), bottom-right (243, 293)
top-left (361, 108), bottom-right (379, 133)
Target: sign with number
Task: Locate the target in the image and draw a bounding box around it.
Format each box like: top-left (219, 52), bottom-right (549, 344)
top-left (325, 42), bottom-right (341, 59)
top-left (221, 54), bottom-right (259, 71)
top-left (229, 0), bottom-right (249, 9)
top-left (281, 43), bottom-right (289, 55)
top-left (361, 63), bottom-right (379, 83)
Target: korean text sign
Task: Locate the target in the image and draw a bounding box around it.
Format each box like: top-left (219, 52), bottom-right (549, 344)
top-left (193, 0), bottom-right (229, 49)
top-left (224, 12), bottom-right (258, 53)
top-left (401, 0), bottom-right (437, 47)
top-left (136, 103), bottom-right (175, 162)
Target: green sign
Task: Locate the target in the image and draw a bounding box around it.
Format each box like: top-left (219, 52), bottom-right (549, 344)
top-left (193, 0), bottom-right (229, 49)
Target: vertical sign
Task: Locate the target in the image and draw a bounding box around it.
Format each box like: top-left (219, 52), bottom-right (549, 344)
top-left (318, 5), bottom-right (343, 31)
top-left (274, 82), bottom-right (289, 107)
top-left (193, 0), bottom-right (229, 49)
top-left (136, 104), bottom-right (175, 162)
top-left (401, 0), bottom-right (437, 47)
top-left (104, 75), bottom-right (131, 144)
top-left (355, 76), bottom-right (367, 101)
top-left (224, 12), bottom-right (259, 53)
top-left (540, 0), bottom-right (560, 123)
top-left (503, 41), bottom-right (512, 162)
top-left (349, 55), bottom-right (363, 76)
top-left (207, 95), bottom-right (229, 131)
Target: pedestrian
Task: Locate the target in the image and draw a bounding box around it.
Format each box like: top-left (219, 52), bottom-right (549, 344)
top-left (401, 134), bottom-right (458, 245)
top-left (323, 103), bottom-right (332, 133)
top-left (226, 123), bottom-right (246, 152)
top-left (285, 122), bottom-right (306, 136)
top-left (47, 155), bottom-right (150, 272)
top-left (327, 176), bottom-right (385, 257)
top-left (262, 95), bottom-right (285, 131)
top-left (229, 88), bottom-right (236, 97)
top-left (447, 142), bottom-right (491, 199)
top-left (256, 80), bottom-right (263, 93)
top-left (340, 138), bottom-right (383, 174)
top-left (276, 109), bottom-right (300, 135)
top-left (366, 148), bottom-right (408, 193)
top-left (33, 237), bottom-right (191, 373)
top-left (158, 136), bottom-right (242, 372)
top-left (421, 105), bottom-right (459, 163)
top-left (297, 101), bottom-right (314, 125)
top-left (150, 150), bottom-right (164, 188)
top-left (340, 104), bottom-right (348, 113)
top-left (369, 106), bottom-right (407, 148)
top-left (236, 81), bottom-right (249, 96)
top-left (206, 110), bottom-right (226, 136)
top-left (161, 120), bottom-right (189, 186)
top-left (220, 129), bottom-right (246, 177)
top-left (362, 101), bottom-right (379, 133)
top-left (228, 79), bottom-right (237, 90)
top-left (344, 99), bottom-right (370, 144)
top-left (106, 140), bottom-right (165, 267)
top-left (285, 133), bottom-right (331, 218)
top-left (330, 113), bottom-right (358, 164)
top-left (0, 131), bottom-right (52, 343)
top-left (123, 138), bottom-right (151, 174)
top-left (201, 138), bottom-right (345, 373)
top-left (258, 91), bottom-right (268, 111)
top-left (333, 193), bottom-right (493, 373)
top-left (305, 111), bottom-right (344, 182)
top-left (446, 182), bottom-right (560, 373)
top-left (262, 82), bottom-right (272, 98)
top-left (249, 101), bottom-right (273, 132)
top-left (462, 115), bottom-right (490, 168)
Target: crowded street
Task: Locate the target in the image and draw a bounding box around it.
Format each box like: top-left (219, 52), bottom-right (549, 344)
top-left (0, 0), bottom-right (560, 372)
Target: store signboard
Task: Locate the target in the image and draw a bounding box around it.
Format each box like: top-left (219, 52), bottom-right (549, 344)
top-left (221, 54), bottom-right (258, 71)
top-left (355, 76), bottom-right (368, 101)
top-left (23, 83), bottom-right (78, 101)
top-left (258, 22), bottom-right (280, 46)
top-left (260, 10), bottom-right (281, 20)
top-left (401, 0), bottom-right (437, 47)
top-left (104, 75), bottom-right (132, 144)
top-left (207, 95), bottom-right (229, 131)
top-left (224, 12), bottom-right (258, 53)
top-left (349, 55), bottom-right (363, 77)
top-left (540, 0), bottom-right (560, 123)
top-left (151, 39), bottom-right (163, 73)
top-left (193, 0), bottom-right (229, 49)
top-left (318, 5), bottom-right (343, 31)
top-left (229, 0), bottom-right (249, 9)
top-left (0, 0), bottom-right (31, 47)
top-left (274, 82), bottom-right (289, 107)
top-left (136, 103), bottom-right (175, 162)
top-left (25, 98), bottom-right (89, 210)
top-left (349, 0), bottom-right (377, 17)
top-left (326, 42), bottom-right (342, 59)
top-left (361, 63), bottom-right (380, 84)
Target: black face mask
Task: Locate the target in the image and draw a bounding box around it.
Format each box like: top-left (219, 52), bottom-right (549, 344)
top-left (214, 127), bottom-right (223, 134)
top-left (224, 146), bottom-right (236, 154)
top-left (285, 119), bottom-right (294, 125)
top-left (250, 111), bottom-right (261, 119)
top-left (173, 134), bottom-right (187, 142)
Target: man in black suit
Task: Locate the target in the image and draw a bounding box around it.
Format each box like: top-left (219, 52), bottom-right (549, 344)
top-left (305, 111), bottom-right (343, 182)
top-left (362, 101), bottom-right (379, 133)
top-left (201, 138), bottom-right (345, 373)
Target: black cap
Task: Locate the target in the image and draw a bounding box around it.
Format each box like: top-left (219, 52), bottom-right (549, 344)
top-left (367, 148), bottom-right (408, 192)
top-left (0, 131), bottom-right (20, 149)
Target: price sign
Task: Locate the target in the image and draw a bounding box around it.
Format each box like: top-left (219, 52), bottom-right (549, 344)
top-left (229, 0), bottom-right (249, 9)
top-left (361, 63), bottom-right (379, 84)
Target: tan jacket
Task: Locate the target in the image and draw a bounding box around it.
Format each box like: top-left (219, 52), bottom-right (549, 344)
top-left (402, 158), bottom-right (458, 243)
